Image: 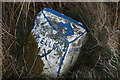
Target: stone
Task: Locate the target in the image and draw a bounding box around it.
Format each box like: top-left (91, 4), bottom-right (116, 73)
top-left (31, 8), bottom-right (87, 78)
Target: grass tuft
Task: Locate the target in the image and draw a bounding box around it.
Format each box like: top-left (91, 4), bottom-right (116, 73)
top-left (1, 2), bottom-right (120, 79)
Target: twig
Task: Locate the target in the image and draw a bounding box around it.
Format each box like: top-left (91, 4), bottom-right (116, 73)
top-left (75, 6), bottom-right (102, 46)
top-left (28, 55), bottom-right (38, 76)
top-left (2, 27), bottom-right (16, 39)
top-left (25, 2), bottom-right (30, 29)
top-left (2, 63), bottom-right (11, 73)
top-left (15, 2), bottom-right (25, 27)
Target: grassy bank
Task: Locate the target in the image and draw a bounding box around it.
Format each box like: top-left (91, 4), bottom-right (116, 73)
top-left (1, 2), bottom-right (120, 79)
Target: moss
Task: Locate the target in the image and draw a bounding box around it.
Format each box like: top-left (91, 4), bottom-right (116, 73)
top-left (24, 32), bottom-right (44, 75)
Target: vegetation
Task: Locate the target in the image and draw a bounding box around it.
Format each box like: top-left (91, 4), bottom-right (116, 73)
top-left (1, 2), bottom-right (120, 79)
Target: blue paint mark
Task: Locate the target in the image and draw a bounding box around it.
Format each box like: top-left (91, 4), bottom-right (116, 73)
top-left (49, 41), bottom-right (51, 47)
top-left (40, 9), bottom-right (87, 78)
top-left (56, 45), bottom-right (62, 52)
top-left (52, 43), bottom-right (57, 49)
top-left (33, 34), bottom-right (37, 38)
top-left (43, 49), bottom-right (48, 60)
top-left (42, 11), bottom-right (68, 42)
top-left (36, 47), bottom-right (40, 54)
top-left (57, 42), bottom-right (69, 78)
top-left (36, 36), bottom-right (40, 42)
top-left (56, 30), bottom-right (86, 77)
top-left (37, 35), bottom-right (40, 39)
top-left (43, 8), bottom-right (85, 29)
top-left (40, 38), bottom-right (45, 44)
top-left (69, 30), bottom-right (86, 43)
top-left (70, 56), bottom-right (73, 64)
top-left (34, 34), bottom-right (40, 39)
top-left (45, 40), bottom-right (47, 46)
top-left (58, 22), bottom-right (74, 36)
top-left (42, 49), bottom-right (51, 59)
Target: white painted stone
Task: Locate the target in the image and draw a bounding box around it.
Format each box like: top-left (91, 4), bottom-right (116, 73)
top-left (31, 8), bottom-right (87, 78)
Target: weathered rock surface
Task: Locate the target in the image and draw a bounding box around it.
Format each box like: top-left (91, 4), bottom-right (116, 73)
top-left (31, 8), bottom-right (87, 78)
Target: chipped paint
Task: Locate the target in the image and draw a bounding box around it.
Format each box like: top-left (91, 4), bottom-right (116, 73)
top-left (31, 8), bottom-right (87, 78)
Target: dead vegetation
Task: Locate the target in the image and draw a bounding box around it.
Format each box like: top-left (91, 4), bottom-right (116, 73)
top-left (1, 2), bottom-right (120, 79)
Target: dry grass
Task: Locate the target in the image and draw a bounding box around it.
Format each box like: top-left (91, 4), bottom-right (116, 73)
top-left (1, 2), bottom-right (120, 79)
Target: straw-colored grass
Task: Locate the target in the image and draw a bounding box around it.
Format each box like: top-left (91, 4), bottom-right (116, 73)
top-left (1, 2), bottom-right (120, 79)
